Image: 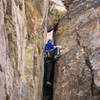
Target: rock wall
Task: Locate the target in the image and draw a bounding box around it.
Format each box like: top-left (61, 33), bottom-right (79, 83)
top-left (0, 0), bottom-right (48, 100)
top-left (54, 0), bottom-right (100, 100)
top-left (0, 0), bottom-right (100, 100)
top-left (47, 0), bottom-right (67, 32)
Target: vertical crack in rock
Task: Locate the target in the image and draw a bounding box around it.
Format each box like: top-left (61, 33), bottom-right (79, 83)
top-left (75, 30), bottom-right (94, 97)
top-left (85, 56), bottom-right (94, 96)
top-left (75, 31), bottom-right (81, 46)
top-left (0, 65), bottom-right (3, 72)
top-left (53, 22), bottom-right (59, 45)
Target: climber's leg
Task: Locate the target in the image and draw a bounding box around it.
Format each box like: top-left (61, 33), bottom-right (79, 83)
top-left (46, 61), bottom-right (52, 81)
top-left (46, 61), bottom-right (53, 85)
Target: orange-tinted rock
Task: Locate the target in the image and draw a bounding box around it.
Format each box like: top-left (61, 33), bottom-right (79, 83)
top-left (0, 0), bottom-right (48, 100)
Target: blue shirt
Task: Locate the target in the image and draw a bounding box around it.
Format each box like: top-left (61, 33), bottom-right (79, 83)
top-left (45, 42), bottom-right (55, 52)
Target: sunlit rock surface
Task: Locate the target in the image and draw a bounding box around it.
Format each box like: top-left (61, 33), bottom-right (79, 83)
top-left (0, 0), bottom-right (48, 100)
top-left (22, 0), bottom-right (48, 100)
top-left (47, 0), bottom-right (67, 32)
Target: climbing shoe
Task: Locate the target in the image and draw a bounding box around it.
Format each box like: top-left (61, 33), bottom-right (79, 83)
top-left (46, 81), bottom-right (52, 87)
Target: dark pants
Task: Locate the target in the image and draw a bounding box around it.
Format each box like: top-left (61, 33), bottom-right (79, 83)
top-left (45, 60), bottom-right (53, 81)
top-left (46, 60), bottom-right (53, 81)
top-left (44, 48), bottom-right (59, 83)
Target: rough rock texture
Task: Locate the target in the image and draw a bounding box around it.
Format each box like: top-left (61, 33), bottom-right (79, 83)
top-left (0, 0), bottom-right (100, 100)
top-left (22, 1), bottom-right (48, 100)
top-left (90, 48), bottom-right (100, 89)
top-left (54, 0), bottom-right (100, 100)
top-left (0, 0), bottom-right (48, 100)
top-left (47, 0), bottom-right (67, 32)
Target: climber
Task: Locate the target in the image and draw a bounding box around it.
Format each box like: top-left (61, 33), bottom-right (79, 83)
top-left (44, 39), bottom-right (60, 86)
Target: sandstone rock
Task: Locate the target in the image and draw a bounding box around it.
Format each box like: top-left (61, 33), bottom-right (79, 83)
top-left (47, 0), bottom-right (67, 32)
top-left (0, 1), bottom-right (6, 99)
top-left (90, 48), bottom-right (100, 89)
top-left (0, 0), bottom-right (100, 100)
top-left (53, 1), bottom-right (100, 100)
top-left (22, 0), bottom-right (48, 100)
top-left (0, 0), bottom-right (48, 100)
top-left (54, 46), bottom-right (92, 100)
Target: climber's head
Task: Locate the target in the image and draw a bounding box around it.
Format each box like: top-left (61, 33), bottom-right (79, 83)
top-left (47, 39), bottom-right (53, 45)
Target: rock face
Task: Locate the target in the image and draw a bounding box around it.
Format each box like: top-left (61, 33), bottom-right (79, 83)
top-left (54, 0), bottom-right (100, 100)
top-left (0, 0), bottom-right (100, 100)
top-left (47, 0), bottom-right (67, 32)
top-left (89, 48), bottom-right (100, 90)
top-left (0, 0), bottom-right (48, 100)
